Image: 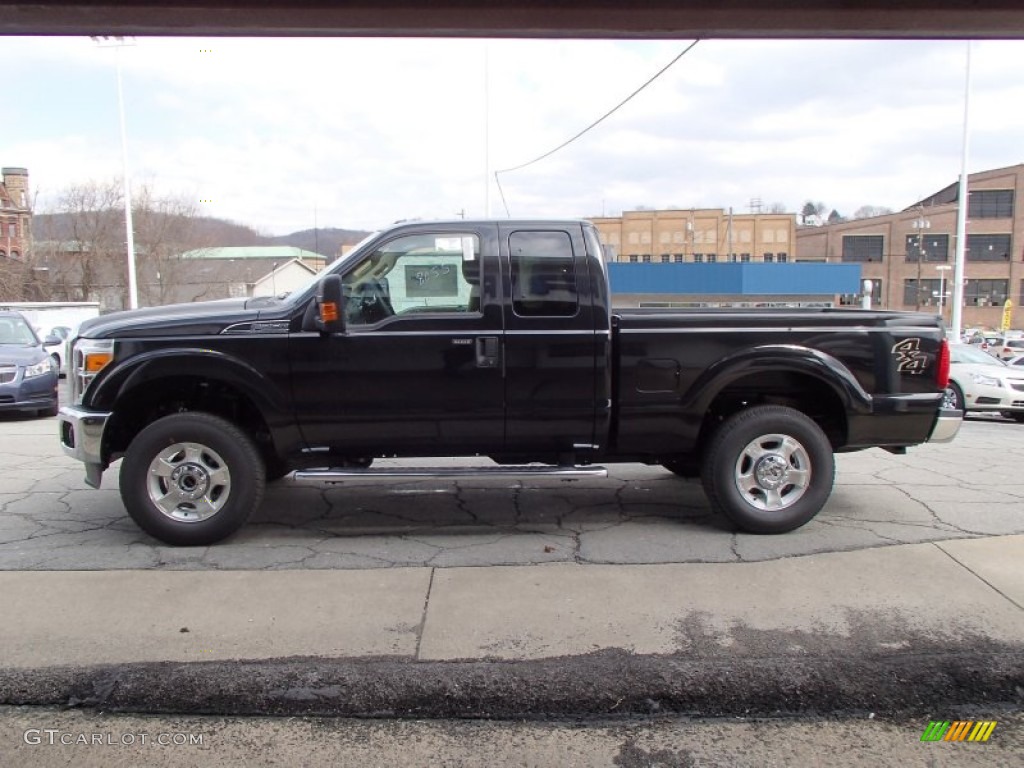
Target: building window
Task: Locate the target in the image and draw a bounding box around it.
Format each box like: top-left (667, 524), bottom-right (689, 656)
top-left (905, 233), bottom-right (949, 262)
top-left (673, 254), bottom-right (683, 263)
top-left (628, 255), bottom-right (638, 263)
top-left (968, 189), bottom-right (1014, 219)
top-left (660, 254), bottom-right (670, 263)
top-left (842, 235), bottom-right (884, 262)
top-left (776, 229), bottom-right (788, 243)
top-left (903, 278), bottom-right (944, 307)
top-left (707, 254), bottom-right (718, 263)
top-left (763, 230), bottom-right (775, 244)
top-left (641, 254), bottom-right (651, 263)
top-left (740, 253), bottom-right (751, 263)
top-left (777, 252), bottom-right (788, 263)
top-left (764, 254), bottom-right (774, 263)
top-left (964, 279), bottom-right (1008, 307)
top-left (6, 223), bottom-right (14, 238)
top-left (728, 253), bottom-right (738, 263)
top-left (966, 234), bottom-right (1011, 262)
top-left (693, 253), bottom-right (704, 263)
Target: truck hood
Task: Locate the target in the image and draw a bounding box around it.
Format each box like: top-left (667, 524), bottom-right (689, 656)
top-left (77, 298), bottom-right (268, 339)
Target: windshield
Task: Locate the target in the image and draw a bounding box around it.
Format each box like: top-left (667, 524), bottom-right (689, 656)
top-left (950, 345), bottom-right (1007, 366)
top-left (0, 316), bottom-right (40, 346)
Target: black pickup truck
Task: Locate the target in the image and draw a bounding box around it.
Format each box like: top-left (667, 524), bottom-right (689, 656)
top-left (58, 219), bottom-right (959, 545)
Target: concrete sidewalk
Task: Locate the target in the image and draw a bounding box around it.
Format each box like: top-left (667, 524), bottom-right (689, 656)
top-left (1, 536), bottom-right (1022, 717)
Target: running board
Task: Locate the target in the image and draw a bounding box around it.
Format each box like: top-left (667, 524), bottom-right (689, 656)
top-left (291, 465), bottom-right (608, 483)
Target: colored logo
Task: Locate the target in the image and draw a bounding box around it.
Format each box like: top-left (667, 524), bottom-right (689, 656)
top-left (920, 721), bottom-right (997, 742)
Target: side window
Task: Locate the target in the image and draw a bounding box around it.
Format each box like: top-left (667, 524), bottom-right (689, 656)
top-left (510, 230), bottom-right (578, 317)
top-left (342, 233), bottom-right (481, 325)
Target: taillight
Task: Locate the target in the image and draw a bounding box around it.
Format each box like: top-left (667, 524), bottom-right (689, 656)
top-left (936, 339), bottom-right (950, 389)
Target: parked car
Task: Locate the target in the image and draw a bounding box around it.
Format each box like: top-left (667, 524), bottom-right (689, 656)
top-left (0, 310), bottom-right (59, 417)
top-left (39, 324), bottom-right (73, 377)
top-left (989, 337), bottom-right (1024, 361)
top-left (944, 343), bottom-right (1024, 422)
top-left (1008, 355), bottom-right (1024, 368)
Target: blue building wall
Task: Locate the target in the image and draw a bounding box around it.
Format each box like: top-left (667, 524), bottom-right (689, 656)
top-left (607, 262), bottom-right (862, 295)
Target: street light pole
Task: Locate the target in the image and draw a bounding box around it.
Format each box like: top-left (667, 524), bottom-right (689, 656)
top-left (911, 209), bottom-right (930, 310)
top-left (935, 264), bottom-right (952, 325)
top-left (93, 36), bottom-right (139, 310)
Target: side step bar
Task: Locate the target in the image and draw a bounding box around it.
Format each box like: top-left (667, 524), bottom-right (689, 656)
top-left (292, 465), bottom-right (608, 484)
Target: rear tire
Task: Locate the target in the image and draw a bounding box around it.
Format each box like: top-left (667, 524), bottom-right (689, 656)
top-left (119, 412), bottom-right (265, 545)
top-left (701, 405), bottom-right (834, 534)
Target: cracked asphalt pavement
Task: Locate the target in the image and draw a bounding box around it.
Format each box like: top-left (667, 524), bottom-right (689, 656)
top-left (1, 407), bottom-right (1022, 570)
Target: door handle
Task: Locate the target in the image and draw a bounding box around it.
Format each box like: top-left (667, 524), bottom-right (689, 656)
top-left (475, 336), bottom-right (500, 368)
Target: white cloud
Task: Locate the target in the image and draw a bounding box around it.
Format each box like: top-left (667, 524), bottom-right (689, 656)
top-left (3, 36), bottom-right (1023, 234)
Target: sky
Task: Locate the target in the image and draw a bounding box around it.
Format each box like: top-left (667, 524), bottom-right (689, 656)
top-left (4, 36), bottom-right (1024, 235)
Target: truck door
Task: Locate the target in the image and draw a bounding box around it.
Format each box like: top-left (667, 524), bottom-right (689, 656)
top-left (289, 225), bottom-right (505, 454)
top-left (500, 224), bottom-right (602, 453)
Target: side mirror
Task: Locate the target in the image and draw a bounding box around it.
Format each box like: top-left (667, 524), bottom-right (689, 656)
top-left (44, 335), bottom-right (61, 345)
top-left (315, 274), bottom-right (346, 334)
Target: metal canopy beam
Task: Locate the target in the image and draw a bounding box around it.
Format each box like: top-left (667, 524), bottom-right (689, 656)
top-left (1, 1), bottom-right (1023, 39)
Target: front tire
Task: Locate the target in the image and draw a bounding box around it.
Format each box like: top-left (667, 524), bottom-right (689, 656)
top-left (943, 382), bottom-right (965, 414)
top-left (701, 405), bottom-right (834, 534)
top-left (119, 412), bottom-right (265, 545)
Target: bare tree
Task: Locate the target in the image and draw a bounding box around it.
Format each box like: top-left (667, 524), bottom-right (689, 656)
top-left (853, 205), bottom-right (894, 219)
top-left (36, 179), bottom-right (124, 304)
top-left (767, 202), bottom-right (787, 214)
top-left (35, 180), bottom-right (218, 308)
top-left (132, 185), bottom-right (212, 306)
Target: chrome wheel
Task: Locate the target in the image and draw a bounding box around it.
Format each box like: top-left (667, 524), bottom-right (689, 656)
top-left (733, 433), bottom-right (811, 511)
top-left (147, 441), bottom-right (231, 523)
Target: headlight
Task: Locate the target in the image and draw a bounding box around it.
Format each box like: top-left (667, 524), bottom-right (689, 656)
top-left (71, 338), bottom-right (115, 403)
top-left (23, 358), bottom-right (55, 379)
top-left (970, 373), bottom-right (1001, 388)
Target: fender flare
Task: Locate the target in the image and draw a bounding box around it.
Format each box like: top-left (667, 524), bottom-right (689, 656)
top-left (682, 343), bottom-right (874, 417)
top-left (88, 347), bottom-right (290, 424)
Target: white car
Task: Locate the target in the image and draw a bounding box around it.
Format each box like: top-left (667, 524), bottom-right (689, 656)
top-left (944, 344), bottom-right (1024, 422)
top-left (39, 325), bottom-right (74, 377)
top-left (989, 337), bottom-right (1024, 361)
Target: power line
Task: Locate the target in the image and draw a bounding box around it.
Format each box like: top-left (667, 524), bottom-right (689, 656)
top-left (495, 40), bottom-right (701, 217)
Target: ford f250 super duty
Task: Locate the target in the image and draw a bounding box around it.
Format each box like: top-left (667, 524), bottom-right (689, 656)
top-left (58, 219), bottom-right (960, 545)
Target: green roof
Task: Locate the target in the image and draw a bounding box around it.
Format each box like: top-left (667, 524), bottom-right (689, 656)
top-left (180, 246), bottom-right (324, 260)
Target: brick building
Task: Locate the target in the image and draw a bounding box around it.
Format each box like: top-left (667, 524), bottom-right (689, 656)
top-left (0, 167), bottom-right (31, 260)
top-left (796, 163), bottom-right (1024, 329)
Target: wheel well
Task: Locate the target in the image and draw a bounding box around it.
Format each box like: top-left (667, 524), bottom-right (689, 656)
top-left (698, 371), bottom-right (848, 452)
top-left (104, 376), bottom-right (278, 466)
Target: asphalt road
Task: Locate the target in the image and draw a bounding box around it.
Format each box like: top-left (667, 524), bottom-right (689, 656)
top-left (1, 406), bottom-right (1022, 570)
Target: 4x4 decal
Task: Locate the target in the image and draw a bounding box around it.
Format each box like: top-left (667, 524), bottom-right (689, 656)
top-left (892, 338), bottom-right (929, 374)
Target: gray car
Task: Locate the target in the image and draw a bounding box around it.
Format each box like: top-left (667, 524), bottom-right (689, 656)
top-left (0, 310), bottom-right (59, 417)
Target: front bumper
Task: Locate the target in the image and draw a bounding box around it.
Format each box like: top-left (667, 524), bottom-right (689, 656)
top-left (58, 405), bottom-right (112, 488)
top-left (928, 407), bottom-right (962, 443)
top-left (0, 371), bottom-right (58, 413)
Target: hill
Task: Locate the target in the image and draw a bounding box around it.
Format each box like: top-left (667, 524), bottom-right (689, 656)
top-left (31, 213), bottom-right (370, 260)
